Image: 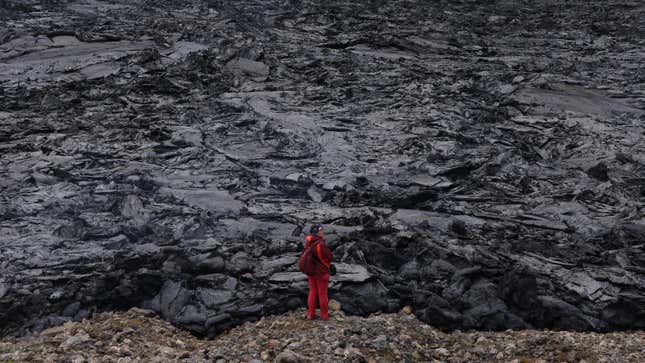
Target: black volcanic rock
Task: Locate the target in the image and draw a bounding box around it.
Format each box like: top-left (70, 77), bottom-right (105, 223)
top-left (1, 0), bottom-right (645, 338)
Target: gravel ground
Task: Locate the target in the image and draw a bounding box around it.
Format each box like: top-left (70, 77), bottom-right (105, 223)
top-left (1, 306), bottom-right (643, 363)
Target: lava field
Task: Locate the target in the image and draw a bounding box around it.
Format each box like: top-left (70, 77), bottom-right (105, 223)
top-left (1, 0), bottom-right (645, 337)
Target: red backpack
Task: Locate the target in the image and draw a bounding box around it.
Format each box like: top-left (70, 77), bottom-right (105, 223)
top-left (299, 241), bottom-right (322, 276)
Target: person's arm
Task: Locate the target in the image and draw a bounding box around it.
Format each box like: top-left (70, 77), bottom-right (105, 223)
top-left (316, 242), bottom-right (332, 268)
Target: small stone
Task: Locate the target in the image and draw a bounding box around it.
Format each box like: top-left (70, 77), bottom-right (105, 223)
top-left (128, 307), bottom-right (156, 317)
top-left (285, 173), bottom-right (311, 185)
top-left (329, 299), bottom-right (341, 311)
top-left (434, 348), bottom-right (449, 356)
top-left (40, 325), bottom-right (68, 337)
top-left (371, 335), bottom-right (388, 349)
top-left (275, 349), bottom-right (310, 363)
top-left (402, 305), bottom-right (413, 315)
top-left (497, 84), bottom-right (516, 95)
top-left (344, 347), bottom-right (367, 362)
top-left (49, 290), bottom-right (64, 301)
top-left (266, 339), bottom-right (281, 349)
top-left (475, 336), bottom-right (488, 344)
top-left (512, 75), bottom-right (525, 83)
top-left (60, 333), bottom-right (92, 350)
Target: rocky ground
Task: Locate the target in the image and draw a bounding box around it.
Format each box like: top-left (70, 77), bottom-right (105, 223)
top-left (1, 0), bottom-right (645, 338)
top-left (1, 306), bottom-right (644, 363)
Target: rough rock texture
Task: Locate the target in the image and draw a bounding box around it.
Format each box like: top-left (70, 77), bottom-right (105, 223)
top-left (1, 307), bottom-right (644, 362)
top-left (2, 0), bottom-right (645, 337)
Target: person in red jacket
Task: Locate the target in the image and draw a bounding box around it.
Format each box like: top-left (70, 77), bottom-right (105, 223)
top-left (304, 224), bottom-right (333, 320)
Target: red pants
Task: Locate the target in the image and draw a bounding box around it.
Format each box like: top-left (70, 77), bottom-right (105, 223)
top-left (307, 274), bottom-right (329, 320)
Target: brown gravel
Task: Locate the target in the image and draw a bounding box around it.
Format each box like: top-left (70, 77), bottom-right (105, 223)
top-left (1, 305), bottom-right (643, 362)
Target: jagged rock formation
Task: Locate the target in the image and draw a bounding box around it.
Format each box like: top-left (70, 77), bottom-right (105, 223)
top-left (1, 0), bottom-right (645, 337)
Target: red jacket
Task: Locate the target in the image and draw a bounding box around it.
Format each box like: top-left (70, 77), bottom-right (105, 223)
top-left (305, 234), bottom-right (332, 276)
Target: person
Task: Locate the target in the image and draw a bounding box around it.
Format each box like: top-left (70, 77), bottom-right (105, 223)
top-left (302, 223), bottom-right (333, 320)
